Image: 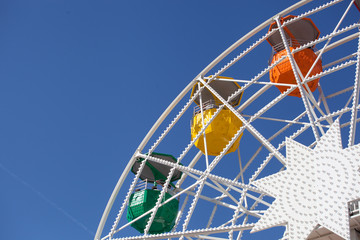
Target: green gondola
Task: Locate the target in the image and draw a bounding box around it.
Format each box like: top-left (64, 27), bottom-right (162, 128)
top-left (127, 152), bottom-right (181, 234)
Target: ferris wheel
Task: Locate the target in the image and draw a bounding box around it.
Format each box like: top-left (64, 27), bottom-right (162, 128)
top-left (95, 0), bottom-right (360, 239)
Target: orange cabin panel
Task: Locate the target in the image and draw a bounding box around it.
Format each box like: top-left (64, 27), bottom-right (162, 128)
top-left (269, 47), bottom-right (322, 97)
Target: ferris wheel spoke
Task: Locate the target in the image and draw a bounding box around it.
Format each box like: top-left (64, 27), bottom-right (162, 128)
top-left (241, 105), bottom-right (310, 176)
top-left (250, 100), bottom-right (328, 173)
top-left (302, 0), bottom-right (354, 84)
top-left (234, 150), bottom-right (244, 185)
top-left (243, 114), bottom-right (321, 127)
top-left (275, 16), bottom-right (321, 141)
top-left (250, 122), bottom-right (310, 183)
top-left (292, 60), bottom-right (329, 130)
top-left (318, 83), bottom-right (333, 123)
top-left (196, 235), bottom-right (229, 240)
top-left (180, 178), bottom-right (208, 238)
top-left (182, 188), bottom-right (238, 210)
top-left (326, 85), bottom-right (353, 99)
top-left (287, 51), bottom-right (329, 129)
top-left (228, 189), bottom-right (272, 208)
top-left (221, 191), bottom-right (270, 229)
top-left (341, 115), bottom-right (360, 128)
top-left (306, 96), bottom-right (327, 135)
top-left (172, 194), bottom-right (189, 232)
top-left (241, 116), bottom-right (308, 183)
top-left (315, 23), bottom-right (360, 53)
top-left (235, 220), bottom-right (247, 240)
top-left (228, 188), bottom-right (249, 240)
top-left (182, 174), bottom-right (242, 205)
top-left (317, 92), bottom-right (335, 126)
top-left (197, 82), bottom-right (210, 169)
top-left (322, 52), bottom-right (357, 69)
top-left (198, 78), bottom-right (286, 164)
top-left (214, 186), bottom-right (270, 211)
top-left (337, 90), bottom-right (354, 120)
top-left (317, 105), bottom-right (360, 125)
top-left (314, 58), bottom-right (357, 80)
top-left (348, 34), bottom-right (360, 146)
top-left (206, 204), bottom-right (218, 228)
top-left (232, 194), bottom-right (264, 219)
top-left (209, 179), bottom-right (239, 205)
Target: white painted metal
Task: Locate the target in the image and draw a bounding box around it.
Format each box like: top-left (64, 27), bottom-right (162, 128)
top-left (348, 34), bottom-right (360, 146)
top-left (275, 16), bottom-right (320, 141)
top-left (198, 82), bottom-right (210, 169)
top-left (95, 1), bottom-right (360, 240)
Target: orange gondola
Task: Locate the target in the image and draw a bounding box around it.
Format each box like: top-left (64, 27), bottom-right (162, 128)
top-left (267, 15), bottom-right (322, 97)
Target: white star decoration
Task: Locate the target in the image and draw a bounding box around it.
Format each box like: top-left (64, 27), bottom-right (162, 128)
top-left (252, 120), bottom-right (360, 240)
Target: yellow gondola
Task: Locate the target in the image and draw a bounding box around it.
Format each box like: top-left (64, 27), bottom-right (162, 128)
top-left (190, 76), bottom-right (243, 156)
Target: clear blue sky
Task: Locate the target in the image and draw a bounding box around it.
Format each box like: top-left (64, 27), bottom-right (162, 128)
top-left (0, 1), bottom-right (358, 240)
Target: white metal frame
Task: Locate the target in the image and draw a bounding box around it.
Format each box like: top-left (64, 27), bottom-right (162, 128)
top-left (95, 1), bottom-right (360, 239)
